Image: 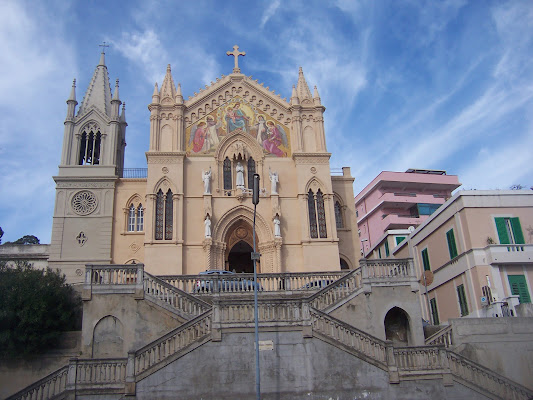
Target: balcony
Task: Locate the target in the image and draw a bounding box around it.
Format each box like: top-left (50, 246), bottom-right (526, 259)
top-left (381, 213), bottom-right (424, 230)
top-left (485, 244), bottom-right (533, 264)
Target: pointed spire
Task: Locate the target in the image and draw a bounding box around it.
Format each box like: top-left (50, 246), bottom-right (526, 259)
top-left (152, 82), bottom-right (160, 103)
top-left (175, 83), bottom-right (183, 105)
top-left (68, 79), bottom-right (77, 102)
top-left (77, 52), bottom-right (113, 117)
top-left (120, 102), bottom-right (126, 123)
top-left (112, 79), bottom-right (120, 101)
top-left (313, 85), bottom-right (321, 106)
top-left (290, 85), bottom-right (299, 106)
top-left (159, 64), bottom-right (177, 99)
top-left (296, 67), bottom-right (312, 101)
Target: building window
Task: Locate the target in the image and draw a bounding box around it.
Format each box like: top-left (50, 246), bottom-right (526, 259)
top-left (430, 298), bottom-right (440, 325)
top-left (421, 248), bottom-right (430, 271)
top-left (165, 189), bottom-right (173, 240)
top-left (78, 130), bottom-right (101, 165)
top-left (395, 236), bottom-right (406, 245)
top-left (128, 204), bottom-right (144, 232)
top-left (334, 201), bottom-right (344, 229)
top-left (446, 228), bottom-right (458, 259)
top-left (378, 247), bottom-right (382, 258)
top-left (495, 217), bottom-right (525, 244)
top-left (247, 157), bottom-right (256, 189)
top-left (340, 258), bottom-right (349, 270)
top-left (410, 203), bottom-right (440, 218)
top-left (136, 205), bottom-right (144, 231)
top-left (155, 189), bottom-right (173, 240)
top-left (223, 157), bottom-right (232, 191)
top-left (508, 275), bottom-right (531, 303)
top-left (384, 240), bottom-right (390, 257)
top-left (316, 190), bottom-right (327, 238)
top-left (308, 189), bottom-right (318, 238)
top-left (457, 284), bottom-right (469, 316)
top-left (128, 205), bottom-right (136, 232)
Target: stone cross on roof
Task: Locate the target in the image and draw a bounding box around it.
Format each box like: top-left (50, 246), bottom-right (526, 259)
top-left (227, 45), bottom-right (246, 73)
top-left (99, 41), bottom-right (109, 54)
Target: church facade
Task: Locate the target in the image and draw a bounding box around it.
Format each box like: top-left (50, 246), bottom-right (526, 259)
top-left (49, 47), bottom-right (360, 285)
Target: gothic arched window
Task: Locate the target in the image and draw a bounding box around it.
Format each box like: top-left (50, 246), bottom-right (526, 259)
top-left (136, 204), bottom-right (144, 231)
top-left (165, 189), bottom-right (173, 240)
top-left (223, 157), bottom-right (232, 191)
top-left (247, 157), bottom-right (256, 189)
top-left (335, 201), bottom-right (344, 229)
top-left (308, 189), bottom-right (318, 238)
top-left (155, 190), bottom-right (164, 240)
top-left (128, 205), bottom-right (136, 232)
top-left (316, 189), bottom-right (327, 238)
top-left (78, 130), bottom-right (101, 165)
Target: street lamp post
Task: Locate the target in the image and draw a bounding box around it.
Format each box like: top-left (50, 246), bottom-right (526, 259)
top-left (251, 173), bottom-right (261, 400)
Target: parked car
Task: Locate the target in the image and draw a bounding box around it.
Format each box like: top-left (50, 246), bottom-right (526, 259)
top-left (195, 270), bottom-right (262, 293)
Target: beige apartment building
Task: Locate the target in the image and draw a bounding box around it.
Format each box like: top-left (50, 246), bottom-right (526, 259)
top-left (394, 190), bottom-right (533, 324)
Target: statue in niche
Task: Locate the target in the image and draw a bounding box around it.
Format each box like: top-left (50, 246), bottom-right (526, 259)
top-left (269, 169), bottom-right (279, 194)
top-left (202, 167), bottom-right (212, 194)
top-left (204, 215), bottom-right (211, 238)
top-left (236, 161), bottom-right (245, 188)
top-left (274, 214), bottom-right (281, 237)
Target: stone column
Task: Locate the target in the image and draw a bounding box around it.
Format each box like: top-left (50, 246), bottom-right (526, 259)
top-left (203, 238), bottom-right (213, 270)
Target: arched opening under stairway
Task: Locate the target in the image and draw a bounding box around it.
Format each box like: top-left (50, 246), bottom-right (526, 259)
top-left (384, 307), bottom-right (410, 346)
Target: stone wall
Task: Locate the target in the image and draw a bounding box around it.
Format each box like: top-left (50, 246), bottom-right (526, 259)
top-left (136, 330), bottom-right (490, 400)
top-left (450, 317), bottom-right (533, 390)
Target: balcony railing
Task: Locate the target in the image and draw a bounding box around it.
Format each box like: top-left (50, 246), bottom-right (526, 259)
top-left (120, 168), bottom-right (148, 178)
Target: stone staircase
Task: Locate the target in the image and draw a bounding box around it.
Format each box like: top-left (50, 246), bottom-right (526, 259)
top-left (7, 262), bottom-right (533, 400)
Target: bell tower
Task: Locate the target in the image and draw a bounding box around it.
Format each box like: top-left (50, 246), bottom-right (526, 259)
top-left (49, 49), bottom-right (127, 285)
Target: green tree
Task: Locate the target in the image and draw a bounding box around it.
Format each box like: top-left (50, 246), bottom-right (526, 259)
top-left (13, 235), bottom-right (40, 245)
top-left (0, 261), bottom-right (81, 357)
top-left (0, 227), bottom-right (3, 244)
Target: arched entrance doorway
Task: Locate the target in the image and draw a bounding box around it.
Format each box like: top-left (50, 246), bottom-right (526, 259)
top-left (224, 220), bottom-right (259, 273)
top-left (384, 307), bottom-right (410, 345)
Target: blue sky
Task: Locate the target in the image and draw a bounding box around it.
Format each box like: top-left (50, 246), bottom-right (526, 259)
top-left (1, 0), bottom-right (532, 243)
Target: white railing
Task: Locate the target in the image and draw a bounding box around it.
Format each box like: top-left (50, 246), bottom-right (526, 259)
top-left (310, 308), bottom-right (388, 367)
top-left (159, 271), bottom-right (348, 294)
top-left (447, 351), bottom-right (533, 400)
top-left (217, 299), bottom-right (307, 326)
top-left (85, 264), bottom-right (141, 286)
top-left (6, 366), bottom-right (69, 400)
top-left (425, 325), bottom-right (453, 347)
top-left (309, 268), bottom-right (362, 310)
top-left (143, 272), bottom-right (211, 318)
top-left (360, 258), bottom-right (414, 280)
top-left (134, 311), bottom-right (212, 376)
top-left (394, 346), bottom-right (444, 372)
top-left (76, 359), bottom-right (126, 386)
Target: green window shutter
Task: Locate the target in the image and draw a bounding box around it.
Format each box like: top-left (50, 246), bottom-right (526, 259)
top-left (510, 218), bottom-right (525, 244)
top-left (446, 229), bottom-right (458, 259)
top-left (421, 248), bottom-right (430, 271)
top-left (508, 275), bottom-right (531, 303)
top-left (495, 217), bottom-right (510, 244)
top-left (378, 247), bottom-right (382, 258)
top-left (385, 240), bottom-right (390, 257)
top-left (396, 236), bottom-right (406, 245)
top-left (457, 284), bottom-right (469, 316)
top-left (430, 298), bottom-right (440, 325)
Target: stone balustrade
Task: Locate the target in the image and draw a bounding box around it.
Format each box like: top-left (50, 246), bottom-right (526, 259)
top-left (143, 271), bottom-right (211, 318)
top-left (159, 271), bottom-right (347, 294)
top-left (310, 308), bottom-right (388, 367)
top-left (7, 365), bottom-right (69, 400)
top-left (447, 351), bottom-right (532, 400)
top-left (360, 258), bottom-right (414, 280)
top-left (309, 268), bottom-right (363, 310)
top-left (134, 311), bottom-right (213, 377)
top-left (425, 325), bottom-right (453, 347)
top-left (75, 358), bottom-right (127, 386)
top-left (393, 346), bottom-right (445, 373)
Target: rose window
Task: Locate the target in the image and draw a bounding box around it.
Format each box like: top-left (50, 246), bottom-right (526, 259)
top-left (71, 190), bottom-right (97, 215)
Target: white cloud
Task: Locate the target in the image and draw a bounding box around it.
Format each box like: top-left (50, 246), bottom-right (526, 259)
top-left (260, 0), bottom-right (281, 29)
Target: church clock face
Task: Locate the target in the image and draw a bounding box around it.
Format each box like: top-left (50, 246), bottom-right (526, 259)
top-left (71, 190), bottom-right (98, 215)
top-left (185, 96), bottom-right (291, 157)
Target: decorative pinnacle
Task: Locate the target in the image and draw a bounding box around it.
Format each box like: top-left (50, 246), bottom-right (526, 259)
top-left (68, 79), bottom-right (77, 102)
top-left (226, 45), bottom-right (246, 73)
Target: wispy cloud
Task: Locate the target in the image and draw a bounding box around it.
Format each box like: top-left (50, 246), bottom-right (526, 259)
top-left (260, 0), bottom-right (280, 29)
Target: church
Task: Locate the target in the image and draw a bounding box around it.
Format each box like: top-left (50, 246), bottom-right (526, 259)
top-left (4, 48), bottom-right (532, 400)
top-left (50, 46), bottom-right (360, 284)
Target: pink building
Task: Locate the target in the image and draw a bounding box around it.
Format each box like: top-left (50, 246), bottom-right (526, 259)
top-left (355, 169), bottom-right (461, 257)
